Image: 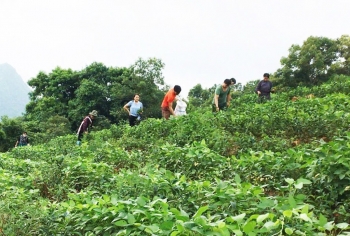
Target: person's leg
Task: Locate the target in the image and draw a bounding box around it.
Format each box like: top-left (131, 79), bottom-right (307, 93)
top-left (129, 115), bottom-right (137, 126)
top-left (162, 108), bottom-right (170, 120)
top-left (77, 133), bottom-right (83, 145)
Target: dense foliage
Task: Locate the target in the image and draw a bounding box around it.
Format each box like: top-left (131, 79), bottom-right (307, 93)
top-left (1, 75), bottom-right (350, 235)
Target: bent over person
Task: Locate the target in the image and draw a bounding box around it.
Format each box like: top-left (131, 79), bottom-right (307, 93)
top-left (161, 85), bottom-right (181, 119)
top-left (76, 110), bottom-right (98, 145)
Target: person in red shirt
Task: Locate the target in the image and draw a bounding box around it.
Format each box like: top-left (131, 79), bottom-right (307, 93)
top-left (161, 85), bottom-right (181, 119)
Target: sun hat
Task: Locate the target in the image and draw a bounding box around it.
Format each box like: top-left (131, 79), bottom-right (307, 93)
top-left (89, 110), bottom-right (98, 117)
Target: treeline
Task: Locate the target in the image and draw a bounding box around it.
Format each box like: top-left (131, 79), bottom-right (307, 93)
top-left (0, 35), bottom-right (349, 151)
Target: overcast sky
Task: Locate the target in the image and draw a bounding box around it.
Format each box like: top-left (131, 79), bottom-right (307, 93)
top-left (1, 0), bottom-right (349, 96)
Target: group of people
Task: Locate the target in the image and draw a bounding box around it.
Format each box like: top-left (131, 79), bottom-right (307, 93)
top-left (75, 73), bottom-right (273, 144)
top-left (15, 73), bottom-right (272, 147)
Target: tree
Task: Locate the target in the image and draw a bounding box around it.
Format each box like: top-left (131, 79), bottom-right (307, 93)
top-left (276, 36), bottom-right (339, 87)
top-left (188, 84), bottom-right (216, 111)
top-left (25, 58), bottom-right (167, 132)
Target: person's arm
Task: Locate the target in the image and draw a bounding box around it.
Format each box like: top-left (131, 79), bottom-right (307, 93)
top-left (168, 102), bottom-right (176, 116)
top-left (226, 91), bottom-right (231, 107)
top-left (214, 95), bottom-right (219, 111)
top-left (123, 101), bottom-right (132, 115)
top-left (15, 140), bottom-right (18, 147)
top-left (256, 81), bottom-right (262, 95)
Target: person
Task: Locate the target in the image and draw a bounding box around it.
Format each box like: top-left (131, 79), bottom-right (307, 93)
top-left (212, 79), bottom-right (232, 112)
top-left (161, 85), bottom-right (181, 119)
top-left (76, 110), bottom-right (98, 145)
top-left (15, 131), bottom-right (29, 147)
top-left (230, 78), bottom-right (236, 86)
top-left (174, 95), bottom-right (187, 116)
top-left (256, 73), bottom-right (273, 102)
top-left (123, 94), bottom-right (143, 126)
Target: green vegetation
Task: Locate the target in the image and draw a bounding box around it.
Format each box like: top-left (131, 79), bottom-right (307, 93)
top-left (1, 74), bottom-right (350, 235)
top-left (0, 35), bottom-right (350, 235)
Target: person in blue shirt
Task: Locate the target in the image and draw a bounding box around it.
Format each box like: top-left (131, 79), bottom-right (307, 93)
top-left (123, 94), bottom-right (143, 126)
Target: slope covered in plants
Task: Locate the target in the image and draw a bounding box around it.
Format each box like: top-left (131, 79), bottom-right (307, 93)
top-left (1, 76), bottom-right (350, 235)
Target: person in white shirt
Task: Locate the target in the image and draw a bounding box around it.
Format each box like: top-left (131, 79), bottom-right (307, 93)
top-left (174, 96), bottom-right (187, 116)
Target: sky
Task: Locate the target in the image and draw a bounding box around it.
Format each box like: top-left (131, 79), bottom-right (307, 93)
top-left (1, 0), bottom-right (349, 97)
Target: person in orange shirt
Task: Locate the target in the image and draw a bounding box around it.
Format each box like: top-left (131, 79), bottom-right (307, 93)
top-left (161, 85), bottom-right (181, 119)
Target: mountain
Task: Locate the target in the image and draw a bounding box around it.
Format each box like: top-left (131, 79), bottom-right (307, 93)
top-left (0, 63), bottom-right (31, 117)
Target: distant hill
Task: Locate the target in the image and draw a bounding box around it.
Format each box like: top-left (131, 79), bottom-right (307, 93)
top-left (0, 63), bottom-right (31, 117)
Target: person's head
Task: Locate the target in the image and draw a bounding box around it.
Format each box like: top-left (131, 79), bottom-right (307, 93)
top-left (263, 73), bottom-right (270, 81)
top-left (134, 94), bottom-right (140, 102)
top-left (23, 132), bottom-right (27, 137)
top-left (223, 79), bottom-right (231, 88)
top-left (89, 110), bottom-right (98, 119)
top-left (174, 85), bottom-right (181, 95)
top-left (230, 78), bottom-right (236, 85)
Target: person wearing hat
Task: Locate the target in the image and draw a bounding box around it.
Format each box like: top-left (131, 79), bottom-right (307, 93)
top-left (161, 85), bottom-right (181, 119)
top-left (212, 79), bottom-right (233, 112)
top-left (76, 110), bottom-right (98, 145)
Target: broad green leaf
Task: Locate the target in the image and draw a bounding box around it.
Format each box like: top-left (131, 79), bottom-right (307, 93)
top-left (324, 222), bottom-right (335, 231)
top-left (296, 178), bottom-right (312, 184)
top-left (243, 221), bottom-right (256, 234)
top-left (301, 204), bottom-right (309, 214)
top-left (256, 213), bottom-right (269, 224)
top-left (136, 197), bottom-right (146, 207)
top-left (294, 182), bottom-right (303, 189)
top-left (299, 213), bottom-right (311, 222)
top-left (235, 174), bottom-right (241, 184)
top-left (127, 214), bottom-right (135, 224)
top-left (285, 178), bottom-right (294, 185)
top-left (232, 230), bottom-right (243, 236)
top-left (288, 195), bottom-right (296, 208)
top-left (232, 213), bottom-right (246, 223)
top-left (193, 205), bottom-right (209, 218)
top-left (283, 210), bottom-right (293, 218)
top-left (263, 221), bottom-right (275, 231)
top-left (336, 223), bottom-right (349, 229)
top-left (145, 225), bottom-right (159, 233)
top-left (285, 228), bottom-right (294, 235)
top-left (114, 220), bottom-right (128, 226)
top-left (318, 214), bottom-right (327, 226)
top-left (160, 221), bottom-right (174, 230)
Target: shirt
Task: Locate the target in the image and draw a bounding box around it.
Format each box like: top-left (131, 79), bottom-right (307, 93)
top-left (256, 80), bottom-right (273, 95)
top-left (161, 88), bottom-right (177, 108)
top-left (77, 116), bottom-right (92, 135)
top-left (126, 100), bottom-right (143, 117)
top-left (212, 85), bottom-right (231, 105)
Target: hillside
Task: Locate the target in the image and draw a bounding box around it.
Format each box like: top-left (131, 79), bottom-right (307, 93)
top-left (0, 63), bottom-right (30, 117)
top-left (0, 76), bottom-right (350, 235)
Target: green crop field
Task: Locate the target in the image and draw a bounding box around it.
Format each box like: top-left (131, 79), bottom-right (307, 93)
top-left (1, 76), bottom-right (350, 235)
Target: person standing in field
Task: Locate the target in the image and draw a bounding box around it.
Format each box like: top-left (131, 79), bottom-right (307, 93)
top-left (256, 73), bottom-right (273, 103)
top-left (123, 94), bottom-right (143, 126)
top-left (76, 110), bottom-right (98, 145)
top-left (174, 95), bottom-right (187, 116)
top-left (15, 131), bottom-right (29, 147)
top-left (212, 79), bottom-right (232, 112)
top-left (161, 85), bottom-right (181, 119)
